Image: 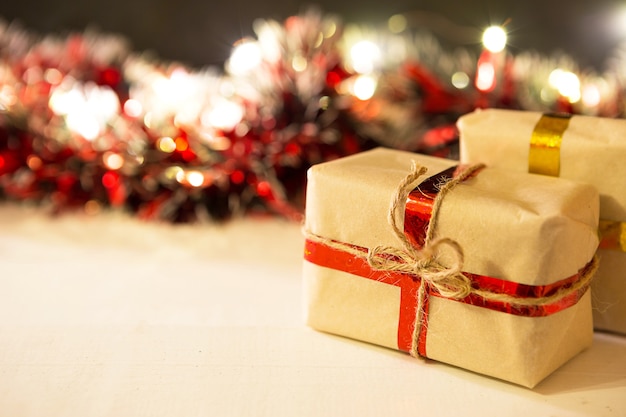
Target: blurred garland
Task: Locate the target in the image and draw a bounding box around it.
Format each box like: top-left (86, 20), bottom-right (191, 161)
top-left (0, 10), bottom-right (623, 222)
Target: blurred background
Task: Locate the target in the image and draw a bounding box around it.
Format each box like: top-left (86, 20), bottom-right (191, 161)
top-left (3, 0), bottom-right (626, 70)
top-left (2, 0), bottom-right (626, 222)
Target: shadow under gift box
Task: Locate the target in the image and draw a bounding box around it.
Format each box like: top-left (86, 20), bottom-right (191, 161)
top-left (302, 148), bottom-right (599, 388)
top-left (458, 109), bottom-right (626, 335)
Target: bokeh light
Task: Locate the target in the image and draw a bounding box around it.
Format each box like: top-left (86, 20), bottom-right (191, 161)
top-left (352, 75), bottom-right (377, 100)
top-left (482, 26), bottom-right (507, 53)
top-left (475, 62), bottom-right (496, 92)
top-left (227, 40), bottom-right (262, 75)
top-left (388, 14), bottom-right (407, 33)
top-left (549, 69), bottom-right (581, 103)
top-left (451, 71), bottom-right (470, 89)
top-left (350, 40), bottom-right (381, 74)
top-left (201, 99), bottom-right (244, 131)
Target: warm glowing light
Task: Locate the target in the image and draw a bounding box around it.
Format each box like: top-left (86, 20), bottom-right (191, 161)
top-left (164, 166), bottom-right (183, 181)
top-left (87, 86), bottom-right (120, 122)
top-left (201, 99), bottom-right (244, 131)
top-left (44, 68), bottom-right (63, 85)
top-left (352, 75), bottom-right (377, 100)
top-left (66, 112), bottom-right (100, 140)
top-left (540, 88), bottom-right (556, 104)
top-left (319, 96), bottom-right (330, 110)
top-left (84, 200), bottom-right (101, 215)
top-left (451, 72), bottom-right (470, 89)
top-left (582, 84), bottom-right (601, 107)
top-left (228, 40), bottom-right (262, 75)
top-left (219, 81), bottom-right (236, 97)
top-left (175, 169), bottom-right (186, 183)
top-left (292, 55), bottom-right (308, 72)
top-left (103, 152), bottom-right (124, 170)
top-left (186, 170), bottom-right (205, 187)
top-left (314, 32), bottom-right (324, 48)
top-left (548, 69), bottom-right (563, 87)
top-left (26, 155), bottom-right (42, 170)
top-left (157, 136), bottom-right (177, 153)
top-left (152, 70), bottom-right (195, 107)
top-left (174, 137), bottom-right (188, 152)
top-left (123, 99), bottom-right (143, 118)
top-left (350, 41), bottom-right (381, 74)
top-left (0, 85), bottom-right (17, 109)
top-left (549, 69), bottom-right (581, 102)
top-left (49, 87), bottom-right (83, 115)
top-left (49, 81), bottom-right (120, 140)
top-left (475, 62), bottom-right (496, 92)
top-left (202, 134), bottom-right (231, 151)
top-left (126, 65), bottom-right (222, 125)
top-left (388, 14), bottom-right (407, 33)
top-left (482, 26), bottom-right (507, 53)
top-left (323, 21), bottom-right (337, 38)
top-left (23, 67), bottom-right (42, 84)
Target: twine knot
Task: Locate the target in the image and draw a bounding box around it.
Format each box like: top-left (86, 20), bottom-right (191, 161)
top-left (365, 161), bottom-right (476, 301)
top-left (367, 237), bottom-right (472, 299)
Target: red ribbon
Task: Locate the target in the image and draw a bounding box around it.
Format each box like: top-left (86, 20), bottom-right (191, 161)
top-left (304, 238), bottom-right (590, 356)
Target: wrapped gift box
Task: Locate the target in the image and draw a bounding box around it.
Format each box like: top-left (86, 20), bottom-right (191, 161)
top-left (458, 109), bottom-right (626, 334)
top-left (303, 148), bottom-right (599, 388)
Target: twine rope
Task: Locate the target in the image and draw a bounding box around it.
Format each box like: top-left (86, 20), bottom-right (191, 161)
top-left (367, 161), bottom-right (483, 357)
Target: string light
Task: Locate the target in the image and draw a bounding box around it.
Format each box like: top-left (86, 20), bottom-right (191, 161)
top-left (49, 80), bottom-right (120, 140)
top-left (349, 40), bottom-right (381, 74)
top-left (123, 99), bottom-right (143, 118)
top-left (549, 69), bottom-right (581, 103)
top-left (482, 26), bottom-right (507, 53)
top-left (103, 152), bottom-right (124, 170)
top-left (157, 136), bottom-right (177, 153)
top-left (227, 40), bottom-right (262, 75)
top-left (351, 75), bottom-right (377, 100)
top-left (476, 61), bottom-right (496, 92)
top-left (185, 171), bottom-right (205, 187)
top-left (451, 72), bottom-right (470, 89)
top-left (582, 84), bottom-right (601, 108)
top-left (388, 14), bottom-right (407, 33)
top-left (201, 99), bottom-right (244, 131)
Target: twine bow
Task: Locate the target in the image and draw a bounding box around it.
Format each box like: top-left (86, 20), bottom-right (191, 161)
top-left (366, 162), bottom-right (480, 299)
top-left (365, 161), bottom-right (484, 357)
top-left (367, 236), bottom-right (471, 299)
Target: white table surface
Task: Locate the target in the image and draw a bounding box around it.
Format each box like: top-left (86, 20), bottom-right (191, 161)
top-left (0, 204), bottom-right (624, 416)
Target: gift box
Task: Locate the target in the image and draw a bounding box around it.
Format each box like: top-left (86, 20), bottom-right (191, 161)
top-left (458, 109), bottom-right (626, 334)
top-left (303, 148), bottom-right (599, 388)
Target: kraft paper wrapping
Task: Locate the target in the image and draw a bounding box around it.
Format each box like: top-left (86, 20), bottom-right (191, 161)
top-left (458, 108), bottom-right (626, 334)
top-left (303, 148), bottom-right (599, 388)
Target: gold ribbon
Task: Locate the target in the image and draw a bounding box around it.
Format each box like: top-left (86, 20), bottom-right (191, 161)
top-left (527, 113), bottom-right (626, 252)
top-left (528, 113), bottom-right (572, 177)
